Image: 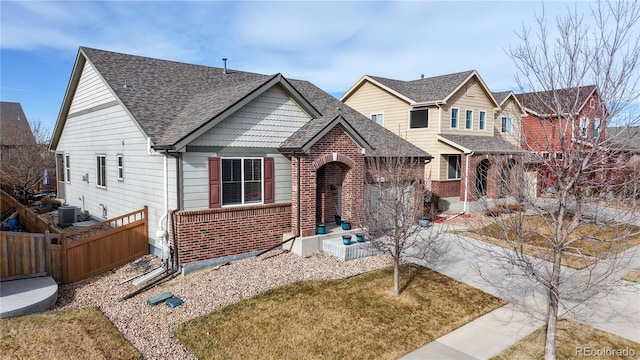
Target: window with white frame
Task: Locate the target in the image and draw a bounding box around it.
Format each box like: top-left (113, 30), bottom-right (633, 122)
top-left (447, 155), bottom-right (461, 179)
top-left (465, 110), bottom-right (473, 129)
top-left (541, 152), bottom-right (550, 160)
top-left (501, 117), bottom-right (513, 134)
top-left (555, 152), bottom-right (563, 160)
top-left (451, 108), bottom-right (459, 129)
top-left (117, 154), bottom-right (124, 181)
top-left (409, 109), bottom-right (428, 128)
top-left (580, 117), bottom-right (588, 137)
top-left (371, 113), bottom-right (383, 125)
top-left (479, 111), bottom-right (486, 130)
top-left (222, 158), bottom-right (262, 206)
top-left (65, 154), bottom-right (70, 183)
top-left (592, 118), bottom-right (601, 138)
top-left (96, 154), bottom-right (107, 188)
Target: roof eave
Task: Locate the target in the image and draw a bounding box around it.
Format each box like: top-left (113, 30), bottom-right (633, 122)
top-left (50, 49), bottom-right (86, 151)
top-left (437, 135), bottom-right (472, 154)
top-left (298, 115), bottom-right (373, 154)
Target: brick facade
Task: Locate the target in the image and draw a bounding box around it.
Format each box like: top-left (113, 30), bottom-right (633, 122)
top-left (292, 126), bottom-right (365, 237)
top-left (171, 125), bottom-right (427, 265)
top-left (172, 203), bottom-right (291, 265)
top-left (431, 180), bottom-right (461, 198)
top-left (462, 154), bottom-right (524, 201)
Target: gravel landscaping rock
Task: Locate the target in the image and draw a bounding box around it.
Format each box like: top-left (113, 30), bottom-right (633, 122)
top-left (53, 250), bottom-right (391, 359)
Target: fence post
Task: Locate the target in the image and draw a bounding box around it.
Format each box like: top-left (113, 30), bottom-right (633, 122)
top-left (45, 230), bottom-right (52, 277)
top-left (61, 232), bottom-right (68, 284)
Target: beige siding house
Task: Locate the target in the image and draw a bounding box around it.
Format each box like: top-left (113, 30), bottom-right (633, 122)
top-left (342, 70), bottom-right (527, 211)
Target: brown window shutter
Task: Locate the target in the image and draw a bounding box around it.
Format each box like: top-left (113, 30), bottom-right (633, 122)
top-left (264, 157), bottom-right (275, 204)
top-left (208, 157), bottom-right (221, 208)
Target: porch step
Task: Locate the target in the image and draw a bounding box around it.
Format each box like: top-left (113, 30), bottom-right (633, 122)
top-left (322, 238), bottom-right (378, 261)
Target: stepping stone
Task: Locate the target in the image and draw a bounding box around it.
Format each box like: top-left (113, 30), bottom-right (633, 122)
top-left (165, 297), bottom-right (183, 308)
top-left (147, 291), bottom-right (173, 306)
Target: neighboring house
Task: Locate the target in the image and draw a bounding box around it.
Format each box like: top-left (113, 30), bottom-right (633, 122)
top-left (516, 86), bottom-right (606, 191)
top-left (0, 102), bottom-right (50, 200)
top-left (49, 47), bottom-right (431, 270)
top-left (604, 126), bottom-right (640, 196)
top-left (341, 70), bottom-right (528, 211)
top-left (0, 101), bottom-right (36, 160)
top-left (516, 85), bottom-right (604, 160)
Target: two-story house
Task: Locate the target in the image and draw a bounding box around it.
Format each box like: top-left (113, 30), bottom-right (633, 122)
top-left (341, 70), bottom-right (528, 212)
top-left (515, 86), bottom-right (606, 191)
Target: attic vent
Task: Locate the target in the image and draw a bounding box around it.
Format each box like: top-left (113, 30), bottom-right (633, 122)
top-left (222, 58), bottom-right (228, 75)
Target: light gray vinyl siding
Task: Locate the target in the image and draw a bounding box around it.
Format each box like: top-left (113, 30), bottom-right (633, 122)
top-left (182, 149), bottom-right (291, 211)
top-left (57, 65), bottom-right (177, 250)
top-left (189, 86), bottom-right (311, 148)
top-left (69, 61), bottom-right (116, 114)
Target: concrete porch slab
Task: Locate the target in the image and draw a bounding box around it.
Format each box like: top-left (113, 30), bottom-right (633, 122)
top-left (0, 276), bottom-right (58, 318)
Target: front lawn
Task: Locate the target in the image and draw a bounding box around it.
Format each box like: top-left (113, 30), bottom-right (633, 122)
top-left (174, 264), bottom-right (505, 360)
top-left (466, 215), bottom-right (640, 269)
top-left (493, 318), bottom-right (640, 360)
top-left (0, 307), bottom-right (141, 360)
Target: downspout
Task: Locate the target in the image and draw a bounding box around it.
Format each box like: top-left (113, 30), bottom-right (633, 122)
top-left (437, 104), bottom-right (442, 135)
top-left (463, 151), bottom-right (475, 213)
top-left (296, 152), bottom-right (301, 237)
top-left (154, 150), bottom-right (170, 265)
top-left (147, 137), bottom-right (171, 264)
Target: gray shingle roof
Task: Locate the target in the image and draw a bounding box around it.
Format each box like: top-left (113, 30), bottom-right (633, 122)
top-left (440, 134), bottom-right (528, 154)
top-left (283, 80), bottom-right (429, 157)
top-left (0, 101), bottom-right (35, 146)
top-left (515, 85), bottom-right (597, 116)
top-left (368, 70), bottom-right (475, 103)
top-left (607, 126), bottom-right (640, 151)
top-left (491, 91), bottom-right (512, 106)
top-left (79, 47), bottom-right (430, 159)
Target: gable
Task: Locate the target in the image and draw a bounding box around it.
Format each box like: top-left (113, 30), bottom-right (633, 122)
top-left (188, 86), bottom-right (313, 148)
top-left (69, 61), bottom-right (118, 114)
top-left (445, 76), bottom-right (497, 109)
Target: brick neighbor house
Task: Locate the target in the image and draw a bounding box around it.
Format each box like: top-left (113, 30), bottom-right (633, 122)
top-left (516, 86), bottom-right (605, 192)
top-left (49, 47), bottom-right (431, 271)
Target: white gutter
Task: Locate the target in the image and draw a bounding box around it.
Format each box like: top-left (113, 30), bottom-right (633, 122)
top-left (463, 151), bottom-right (474, 213)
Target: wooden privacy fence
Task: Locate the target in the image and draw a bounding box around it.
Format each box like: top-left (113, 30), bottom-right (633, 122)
top-left (0, 231), bottom-right (62, 281)
top-left (61, 207), bottom-right (149, 284)
top-left (1, 189), bottom-right (60, 235)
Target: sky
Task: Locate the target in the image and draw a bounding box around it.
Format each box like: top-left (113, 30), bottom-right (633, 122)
top-left (1, 0), bottom-right (597, 136)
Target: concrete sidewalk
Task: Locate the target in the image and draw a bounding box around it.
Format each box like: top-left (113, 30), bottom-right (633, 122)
top-left (401, 225), bottom-right (640, 359)
top-left (403, 303), bottom-right (545, 359)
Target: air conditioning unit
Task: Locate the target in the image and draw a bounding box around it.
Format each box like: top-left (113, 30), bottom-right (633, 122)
top-left (58, 206), bottom-right (80, 227)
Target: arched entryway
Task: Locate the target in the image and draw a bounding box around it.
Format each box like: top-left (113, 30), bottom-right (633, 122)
top-left (476, 159), bottom-right (490, 197)
top-left (501, 159), bottom-right (517, 196)
top-left (316, 161), bottom-right (351, 227)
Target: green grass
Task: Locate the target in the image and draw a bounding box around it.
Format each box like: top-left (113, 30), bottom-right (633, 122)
top-left (174, 264), bottom-right (505, 360)
top-left (492, 319), bottom-right (640, 360)
top-left (0, 307), bottom-right (141, 360)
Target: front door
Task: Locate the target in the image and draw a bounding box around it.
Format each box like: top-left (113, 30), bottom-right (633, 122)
top-left (476, 160), bottom-right (489, 197)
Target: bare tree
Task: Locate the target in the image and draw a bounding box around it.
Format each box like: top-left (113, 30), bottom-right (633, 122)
top-left (0, 119), bottom-right (53, 203)
top-left (481, 2), bottom-right (640, 359)
top-left (363, 155), bottom-right (442, 296)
